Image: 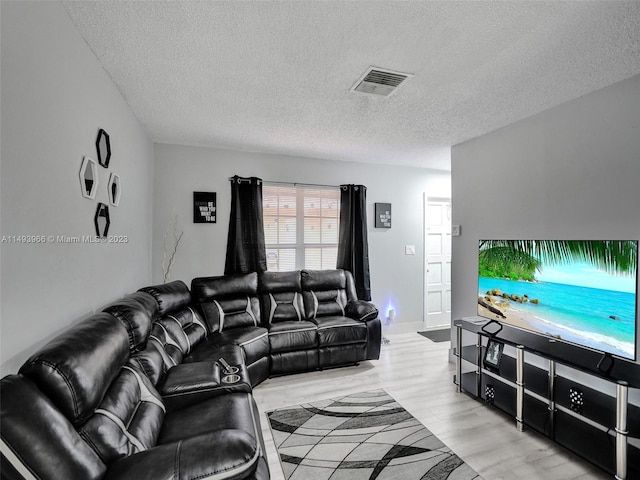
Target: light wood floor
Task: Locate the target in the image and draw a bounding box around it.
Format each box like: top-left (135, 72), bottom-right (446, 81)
top-left (253, 332), bottom-right (610, 480)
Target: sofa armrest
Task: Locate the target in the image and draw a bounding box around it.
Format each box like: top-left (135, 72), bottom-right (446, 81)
top-left (105, 430), bottom-right (260, 480)
top-left (345, 301), bottom-right (382, 361)
top-left (161, 362), bottom-right (251, 412)
top-left (345, 300), bottom-right (379, 322)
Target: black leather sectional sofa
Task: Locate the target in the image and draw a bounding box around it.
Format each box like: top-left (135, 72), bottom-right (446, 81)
top-left (191, 269), bottom-right (381, 385)
top-left (0, 269), bottom-right (381, 480)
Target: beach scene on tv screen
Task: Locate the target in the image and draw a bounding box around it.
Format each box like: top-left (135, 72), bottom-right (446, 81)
top-left (478, 240), bottom-right (637, 360)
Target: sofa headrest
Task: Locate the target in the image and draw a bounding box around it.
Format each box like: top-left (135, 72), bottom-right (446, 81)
top-left (103, 292), bottom-right (157, 351)
top-left (19, 313), bottom-right (130, 426)
top-left (259, 270), bottom-right (301, 293)
top-left (0, 375), bottom-right (106, 479)
top-left (301, 269), bottom-right (346, 291)
top-left (128, 343), bottom-right (168, 387)
top-left (139, 280), bottom-right (191, 316)
top-left (191, 272), bottom-right (258, 301)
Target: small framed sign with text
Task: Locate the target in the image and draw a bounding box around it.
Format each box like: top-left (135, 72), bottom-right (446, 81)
top-left (193, 192), bottom-right (216, 223)
top-left (375, 203), bottom-right (391, 228)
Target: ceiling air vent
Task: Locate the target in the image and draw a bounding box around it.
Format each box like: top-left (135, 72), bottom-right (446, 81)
top-left (351, 67), bottom-right (413, 97)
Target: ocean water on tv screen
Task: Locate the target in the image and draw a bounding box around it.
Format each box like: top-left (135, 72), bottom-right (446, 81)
top-left (478, 276), bottom-right (636, 359)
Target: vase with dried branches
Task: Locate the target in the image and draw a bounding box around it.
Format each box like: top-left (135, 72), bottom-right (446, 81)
top-left (162, 212), bottom-right (184, 283)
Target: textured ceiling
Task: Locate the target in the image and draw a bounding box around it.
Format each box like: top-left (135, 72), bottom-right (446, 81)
top-left (62, 1), bottom-right (640, 170)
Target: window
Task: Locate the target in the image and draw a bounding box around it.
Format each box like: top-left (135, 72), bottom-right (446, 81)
top-left (263, 184), bottom-right (340, 271)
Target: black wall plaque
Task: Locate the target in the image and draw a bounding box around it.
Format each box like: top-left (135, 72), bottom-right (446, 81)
top-left (94, 203), bottom-right (110, 237)
top-left (193, 191), bottom-right (216, 223)
top-left (375, 203), bottom-right (391, 228)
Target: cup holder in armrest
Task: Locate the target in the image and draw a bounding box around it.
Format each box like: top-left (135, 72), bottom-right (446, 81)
top-left (223, 366), bottom-right (239, 375)
top-left (222, 374), bottom-right (241, 384)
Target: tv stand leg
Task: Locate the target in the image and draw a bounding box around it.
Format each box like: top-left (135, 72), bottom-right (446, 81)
top-left (548, 360), bottom-right (556, 440)
top-left (615, 381), bottom-right (628, 480)
top-left (516, 345), bottom-right (525, 432)
top-left (476, 333), bottom-right (482, 396)
top-left (455, 325), bottom-right (462, 393)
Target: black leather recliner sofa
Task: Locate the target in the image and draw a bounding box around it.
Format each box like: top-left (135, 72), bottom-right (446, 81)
top-left (0, 269), bottom-right (380, 479)
top-left (191, 269), bottom-right (381, 381)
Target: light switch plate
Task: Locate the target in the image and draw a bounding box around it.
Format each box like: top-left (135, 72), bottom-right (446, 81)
top-left (452, 225), bottom-right (461, 236)
top-left (405, 245), bottom-right (416, 255)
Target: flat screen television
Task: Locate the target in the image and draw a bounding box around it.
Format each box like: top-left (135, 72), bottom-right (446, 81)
top-left (478, 240), bottom-right (638, 360)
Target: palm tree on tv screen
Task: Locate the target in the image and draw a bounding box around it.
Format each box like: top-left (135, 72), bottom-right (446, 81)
top-left (479, 240), bottom-right (637, 281)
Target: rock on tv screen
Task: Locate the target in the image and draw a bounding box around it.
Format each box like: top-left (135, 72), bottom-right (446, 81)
top-left (477, 240), bottom-right (638, 360)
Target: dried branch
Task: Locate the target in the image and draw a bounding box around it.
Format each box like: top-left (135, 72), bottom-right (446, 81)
top-left (162, 212), bottom-right (183, 283)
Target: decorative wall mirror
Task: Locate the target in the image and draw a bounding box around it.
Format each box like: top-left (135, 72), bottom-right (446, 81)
top-left (108, 173), bottom-right (121, 206)
top-left (96, 128), bottom-right (111, 168)
top-left (79, 157), bottom-right (99, 199)
top-left (94, 203), bottom-right (110, 237)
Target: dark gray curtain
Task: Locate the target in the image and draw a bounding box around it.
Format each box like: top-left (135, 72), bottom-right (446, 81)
top-left (337, 184), bottom-right (371, 300)
top-left (224, 176), bottom-right (267, 275)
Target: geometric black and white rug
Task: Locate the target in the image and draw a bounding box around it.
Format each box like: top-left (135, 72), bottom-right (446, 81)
top-left (266, 389), bottom-right (482, 480)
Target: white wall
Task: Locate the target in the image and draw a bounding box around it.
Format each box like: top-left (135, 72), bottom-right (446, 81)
top-left (0, 1), bottom-right (154, 375)
top-left (153, 144), bottom-right (450, 330)
top-left (451, 75), bottom-right (640, 368)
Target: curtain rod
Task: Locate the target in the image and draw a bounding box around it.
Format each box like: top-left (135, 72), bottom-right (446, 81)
top-left (264, 180), bottom-right (339, 189)
top-left (228, 177), bottom-right (338, 188)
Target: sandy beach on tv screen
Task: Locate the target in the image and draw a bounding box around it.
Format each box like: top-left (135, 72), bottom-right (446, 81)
top-left (478, 304), bottom-right (544, 334)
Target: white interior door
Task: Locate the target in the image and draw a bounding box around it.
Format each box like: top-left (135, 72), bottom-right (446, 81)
top-left (424, 196), bottom-right (452, 329)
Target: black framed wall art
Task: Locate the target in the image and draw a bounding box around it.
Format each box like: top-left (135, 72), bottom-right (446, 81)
top-left (193, 191), bottom-right (216, 223)
top-left (375, 203), bottom-right (391, 228)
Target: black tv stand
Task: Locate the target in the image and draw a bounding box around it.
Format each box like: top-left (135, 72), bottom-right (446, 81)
top-left (454, 317), bottom-right (639, 479)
